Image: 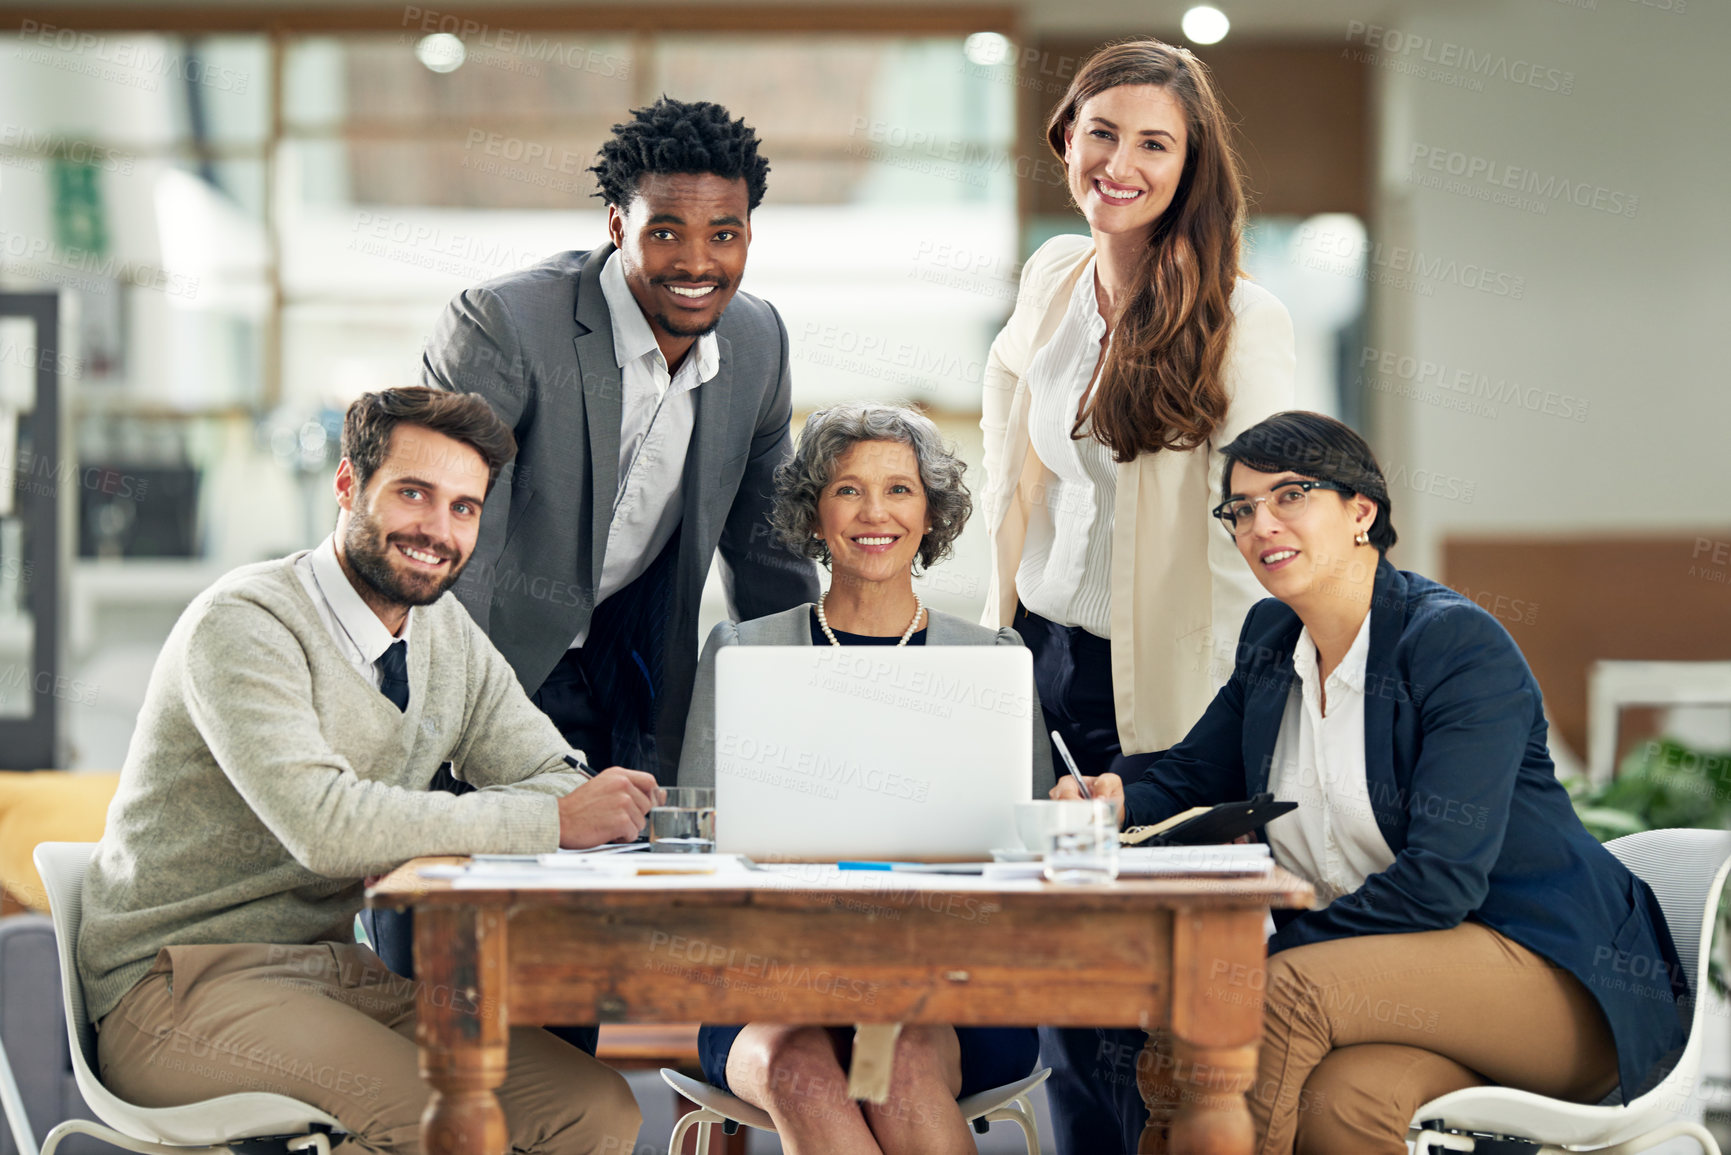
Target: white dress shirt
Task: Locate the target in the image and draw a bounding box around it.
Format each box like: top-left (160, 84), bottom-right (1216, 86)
top-left (292, 534), bottom-right (411, 691)
top-left (1266, 612), bottom-right (1396, 906)
top-left (570, 252), bottom-right (719, 649)
top-left (1016, 257), bottom-right (1118, 639)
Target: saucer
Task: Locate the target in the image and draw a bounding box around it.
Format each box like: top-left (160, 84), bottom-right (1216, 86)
top-left (990, 847), bottom-right (1042, 863)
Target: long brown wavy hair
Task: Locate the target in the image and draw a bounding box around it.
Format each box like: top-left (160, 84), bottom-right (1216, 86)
top-left (1046, 39), bottom-right (1245, 463)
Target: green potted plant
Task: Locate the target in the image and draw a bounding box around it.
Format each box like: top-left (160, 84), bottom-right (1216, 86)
top-left (1569, 737), bottom-right (1731, 995)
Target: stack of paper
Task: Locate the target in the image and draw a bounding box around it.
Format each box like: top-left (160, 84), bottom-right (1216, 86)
top-left (1118, 844), bottom-right (1272, 876)
top-left (982, 843), bottom-right (1272, 882)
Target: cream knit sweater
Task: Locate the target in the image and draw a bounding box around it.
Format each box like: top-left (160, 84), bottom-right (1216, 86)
top-left (78, 552), bottom-right (581, 1021)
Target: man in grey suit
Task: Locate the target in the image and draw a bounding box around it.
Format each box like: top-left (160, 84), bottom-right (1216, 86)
top-left (368, 101), bottom-right (820, 1037)
top-left (421, 97), bottom-right (820, 785)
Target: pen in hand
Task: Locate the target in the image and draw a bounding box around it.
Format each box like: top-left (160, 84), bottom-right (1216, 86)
top-left (1051, 730), bottom-right (1093, 799)
top-left (562, 753), bottom-right (666, 819)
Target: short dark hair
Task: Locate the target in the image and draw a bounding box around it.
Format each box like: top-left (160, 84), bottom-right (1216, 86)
top-left (1219, 411), bottom-right (1398, 554)
top-left (589, 97), bottom-right (769, 212)
top-left (341, 387), bottom-right (517, 495)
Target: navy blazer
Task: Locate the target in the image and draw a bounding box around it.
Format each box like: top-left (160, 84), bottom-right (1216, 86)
top-left (1124, 560), bottom-right (1688, 1103)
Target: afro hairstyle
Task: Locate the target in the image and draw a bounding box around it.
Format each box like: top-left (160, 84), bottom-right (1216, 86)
top-left (590, 96), bottom-right (769, 212)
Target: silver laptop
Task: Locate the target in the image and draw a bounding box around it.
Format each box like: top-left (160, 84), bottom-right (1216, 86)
top-left (712, 646), bottom-right (1032, 861)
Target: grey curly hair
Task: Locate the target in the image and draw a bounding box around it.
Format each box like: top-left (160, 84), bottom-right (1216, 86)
top-left (771, 403), bottom-right (971, 572)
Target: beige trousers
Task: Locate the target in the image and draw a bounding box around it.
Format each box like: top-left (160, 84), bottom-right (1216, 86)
top-left (1250, 922), bottom-right (1620, 1155)
top-left (97, 943), bottom-right (641, 1155)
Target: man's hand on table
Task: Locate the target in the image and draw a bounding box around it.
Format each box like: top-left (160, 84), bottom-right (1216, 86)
top-left (559, 767), bottom-right (664, 848)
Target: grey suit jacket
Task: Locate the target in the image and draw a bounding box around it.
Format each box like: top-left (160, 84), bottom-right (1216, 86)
top-left (421, 245), bottom-right (821, 775)
top-left (677, 604), bottom-right (1057, 798)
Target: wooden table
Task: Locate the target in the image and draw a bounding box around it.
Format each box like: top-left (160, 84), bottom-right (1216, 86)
top-left (369, 861), bottom-right (1311, 1155)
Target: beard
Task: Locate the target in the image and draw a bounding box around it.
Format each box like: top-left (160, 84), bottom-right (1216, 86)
top-left (650, 310), bottom-right (724, 339)
top-left (342, 503), bottom-right (467, 610)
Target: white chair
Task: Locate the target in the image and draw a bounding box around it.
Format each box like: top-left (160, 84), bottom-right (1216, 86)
top-left (30, 842), bottom-right (343, 1155)
top-left (1411, 828), bottom-right (1731, 1155)
top-left (1586, 661), bottom-right (1731, 786)
top-left (661, 1065), bottom-right (1051, 1154)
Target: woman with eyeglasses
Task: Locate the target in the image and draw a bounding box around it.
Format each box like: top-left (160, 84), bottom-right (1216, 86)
top-left (978, 38), bottom-right (1295, 1150)
top-left (1056, 411), bottom-right (1688, 1154)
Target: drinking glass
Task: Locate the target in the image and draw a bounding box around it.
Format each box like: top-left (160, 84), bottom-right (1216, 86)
top-left (649, 787), bottom-right (716, 853)
top-left (1043, 798), bottom-right (1122, 884)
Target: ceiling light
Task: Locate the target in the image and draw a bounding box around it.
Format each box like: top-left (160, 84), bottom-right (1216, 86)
top-left (1182, 6), bottom-right (1230, 45)
top-left (963, 32), bottom-right (1011, 67)
top-left (415, 33), bottom-right (465, 73)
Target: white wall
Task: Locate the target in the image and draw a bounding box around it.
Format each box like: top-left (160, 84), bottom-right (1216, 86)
top-left (1363, 0), bottom-right (1731, 573)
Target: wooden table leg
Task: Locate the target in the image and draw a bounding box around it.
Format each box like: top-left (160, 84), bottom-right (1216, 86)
top-left (1143, 907), bottom-right (1266, 1155)
top-left (416, 904), bottom-right (509, 1155)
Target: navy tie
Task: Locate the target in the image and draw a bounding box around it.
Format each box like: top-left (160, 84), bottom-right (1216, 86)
top-left (378, 640), bottom-right (410, 712)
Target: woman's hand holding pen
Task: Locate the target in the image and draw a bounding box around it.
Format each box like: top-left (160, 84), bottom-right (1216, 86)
top-left (558, 765), bottom-right (664, 848)
top-left (1050, 771), bottom-right (1123, 804)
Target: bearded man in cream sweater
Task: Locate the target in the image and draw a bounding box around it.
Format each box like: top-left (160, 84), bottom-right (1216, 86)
top-left (78, 387), bottom-right (658, 1155)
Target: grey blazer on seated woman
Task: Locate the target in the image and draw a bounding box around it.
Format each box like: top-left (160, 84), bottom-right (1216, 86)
top-left (677, 603), bottom-right (1057, 797)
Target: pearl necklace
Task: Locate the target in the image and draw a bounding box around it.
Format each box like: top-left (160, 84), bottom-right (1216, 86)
top-left (816, 592), bottom-right (924, 647)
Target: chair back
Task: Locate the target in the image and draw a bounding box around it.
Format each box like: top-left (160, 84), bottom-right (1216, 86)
top-left (1409, 828), bottom-right (1731, 1149)
top-left (30, 842), bottom-right (344, 1147)
top-left (31, 844), bottom-right (101, 1080)
top-left (1604, 828), bottom-right (1731, 1104)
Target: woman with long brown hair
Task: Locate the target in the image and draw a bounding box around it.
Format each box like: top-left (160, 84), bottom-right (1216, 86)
top-left (978, 38), bottom-right (1296, 1151)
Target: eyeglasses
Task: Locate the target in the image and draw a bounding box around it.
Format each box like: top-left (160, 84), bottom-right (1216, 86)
top-left (1211, 480), bottom-right (1353, 537)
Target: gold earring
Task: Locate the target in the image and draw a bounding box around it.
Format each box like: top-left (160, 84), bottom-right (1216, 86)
top-left (1354, 530), bottom-right (1370, 546)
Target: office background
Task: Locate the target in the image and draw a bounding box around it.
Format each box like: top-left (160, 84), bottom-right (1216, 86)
top-left (0, 0), bottom-right (1727, 1146)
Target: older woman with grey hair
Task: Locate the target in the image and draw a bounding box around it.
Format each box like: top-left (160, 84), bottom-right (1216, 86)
top-left (679, 402), bottom-right (1049, 1155)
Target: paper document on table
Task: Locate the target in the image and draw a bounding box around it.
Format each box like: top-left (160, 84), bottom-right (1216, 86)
top-left (438, 853), bottom-right (757, 887)
top-left (1119, 845), bottom-right (1272, 875)
top-left (981, 844), bottom-right (1273, 882)
top-left (535, 852), bottom-right (754, 873)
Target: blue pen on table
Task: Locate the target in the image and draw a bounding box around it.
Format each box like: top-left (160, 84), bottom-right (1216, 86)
top-left (1051, 730), bottom-right (1092, 799)
top-left (837, 861), bottom-right (987, 874)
